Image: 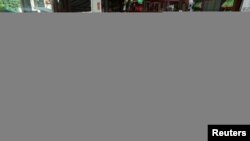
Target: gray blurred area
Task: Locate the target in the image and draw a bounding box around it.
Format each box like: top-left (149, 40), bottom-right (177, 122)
top-left (0, 14), bottom-right (250, 141)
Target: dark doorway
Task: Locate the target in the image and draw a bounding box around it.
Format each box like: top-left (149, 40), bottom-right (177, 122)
top-left (53, 0), bottom-right (91, 12)
top-left (234, 0), bottom-right (243, 11)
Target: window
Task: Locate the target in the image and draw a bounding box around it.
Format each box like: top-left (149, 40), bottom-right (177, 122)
top-left (32, 0), bottom-right (53, 13)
